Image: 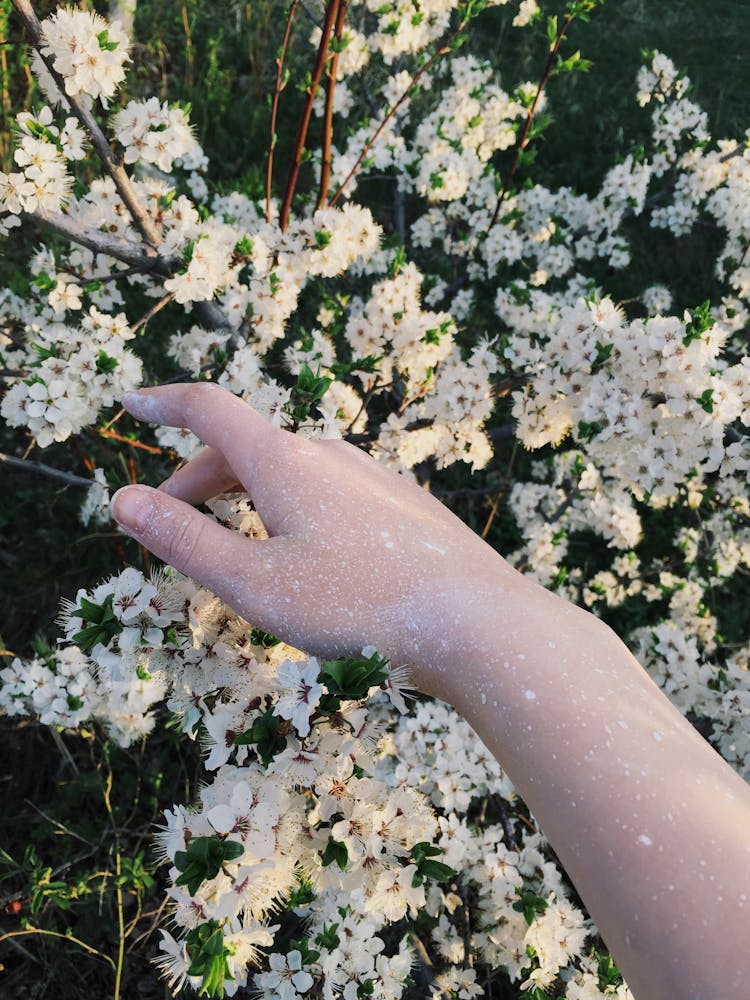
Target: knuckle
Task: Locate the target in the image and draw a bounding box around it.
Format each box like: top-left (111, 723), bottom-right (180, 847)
top-left (183, 381), bottom-right (215, 408)
top-left (164, 514), bottom-right (204, 568)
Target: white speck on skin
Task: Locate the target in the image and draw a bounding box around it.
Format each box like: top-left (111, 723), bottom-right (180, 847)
top-left (480, 692), bottom-right (487, 705)
top-left (384, 541), bottom-right (394, 549)
top-left (617, 719), bottom-right (629, 730)
top-left (638, 834), bottom-right (653, 846)
top-left (652, 730), bottom-right (664, 742)
top-left (524, 689), bottom-right (536, 700)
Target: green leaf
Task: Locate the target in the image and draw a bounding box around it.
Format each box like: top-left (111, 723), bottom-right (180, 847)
top-left (576, 419), bottom-right (603, 444)
top-left (95, 350), bottom-right (119, 375)
top-left (96, 29), bottom-right (119, 52)
top-left (320, 651), bottom-right (389, 701)
top-left (32, 271), bottom-right (56, 292)
top-left (185, 922), bottom-right (233, 999)
top-left (248, 627), bottom-right (281, 648)
top-left (284, 363), bottom-right (332, 425)
top-left (322, 837), bottom-right (348, 871)
top-left (234, 236), bottom-right (254, 256)
top-left (513, 888), bottom-right (549, 925)
top-left (328, 354), bottom-right (382, 378)
top-left (683, 300), bottom-right (713, 345)
top-left (315, 922), bottom-right (340, 950)
top-left (590, 341), bottom-right (613, 373)
top-left (697, 388), bottom-right (714, 413)
top-left (289, 935), bottom-right (321, 965)
top-left (70, 594), bottom-right (123, 652)
top-left (174, 837), bottom-right (244, 896)
top-left (233, 709), bottom-right (287, 765)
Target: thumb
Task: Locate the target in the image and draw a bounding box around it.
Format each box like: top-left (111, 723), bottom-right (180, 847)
top-left (111, 484), bottom-right (287, 628)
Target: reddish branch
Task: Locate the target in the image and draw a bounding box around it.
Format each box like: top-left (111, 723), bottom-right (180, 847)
top-left (487, 15), bottom-right (574, 232)
top-left (279, 0), bottom-right (341, 232)
top-left (266, 0), bottom-right (300, 223)
top-left (316, 0), bottom-right (348, 211)
top-left (328, 16), bottom-right (469, 208)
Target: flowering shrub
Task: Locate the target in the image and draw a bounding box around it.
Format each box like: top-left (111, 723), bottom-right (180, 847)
top-left (2, 0), bottom-right (750, 997)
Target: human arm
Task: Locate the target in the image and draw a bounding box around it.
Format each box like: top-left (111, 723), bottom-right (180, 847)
top-left (111, 382), bottom-right (750, 1000)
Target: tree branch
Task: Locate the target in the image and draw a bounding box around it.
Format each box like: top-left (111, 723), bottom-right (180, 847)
top-left (487, 15), bottom-right (574, 232)
top-left (328, 16), bottom-right (468, 207)
top-left (25, 209), bottom-right (172, 271)
top-left (0, 450), bottom-right (97, 488)
top-left (11, 0), bottom-right (162, 250)
top-left (13, 2), bottom-right (232, 335)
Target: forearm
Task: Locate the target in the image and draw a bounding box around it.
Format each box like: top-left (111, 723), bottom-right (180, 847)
top-left (430, 571), bottom-right (750, 999)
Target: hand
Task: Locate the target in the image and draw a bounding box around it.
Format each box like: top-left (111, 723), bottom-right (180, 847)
top-left (111, 383), bottom-right (516, 699)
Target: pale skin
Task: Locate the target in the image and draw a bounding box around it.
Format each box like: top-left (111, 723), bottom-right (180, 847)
top-left (111, 382), bottom-right (750, 1000)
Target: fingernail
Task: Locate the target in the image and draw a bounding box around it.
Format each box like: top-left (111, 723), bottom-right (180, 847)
top-left (158, 477), bottom-right (177, 496)
top-left (111, 485), bottom-right (154, 532)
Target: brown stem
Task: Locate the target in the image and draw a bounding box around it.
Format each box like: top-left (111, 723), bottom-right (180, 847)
top-left (487, 16), bottom-right (573, 232)
top-left (97, 428), bottom-right (162, 453)
top-left (129, 291), bottom-right (174, 336)
top-left (266, 0), bottom-right (300, 223)
top-left (279, 0), bottom-right (340, 232)
top-left (316, 0), bottom-right (347, 211)
top-left (11, 0), bottom-right (162, 250)
top-left (328, 18), bottom-right (468, 207)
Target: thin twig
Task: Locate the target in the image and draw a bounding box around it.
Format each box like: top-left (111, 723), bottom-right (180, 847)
top-left (61, 264), bottom-right (151, 286)
top-left (266, 0), bottom-right (300, 223)
top-left (328, 16), bottom-right (467, 206)
top-left (316, 0), bottom-right (348, 210)
top-left (24, 798), bottom-right (93, 845)
top-left (279, 0), bottom-right (341, 231)
top-left (129, 290), bottom-right (174, 336)
top-left (0, 928), bottom-right (116, 968)
top-left (487, 15), bottom-right (573, 231)
top-left (96, 428), bottom-right (162, 453)
top-left (298, 0), bottom-right (322, 29)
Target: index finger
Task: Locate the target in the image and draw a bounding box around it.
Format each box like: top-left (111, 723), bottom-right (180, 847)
top-left (122, 383), bottom-right (282, 489)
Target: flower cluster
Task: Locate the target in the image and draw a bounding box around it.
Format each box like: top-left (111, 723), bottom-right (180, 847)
top-left (1, 302), bottom-right (142, 447)
top-left (112, 97), bottom-right (205, 174)
top-left (34, 6), bottom-right (130, 108)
